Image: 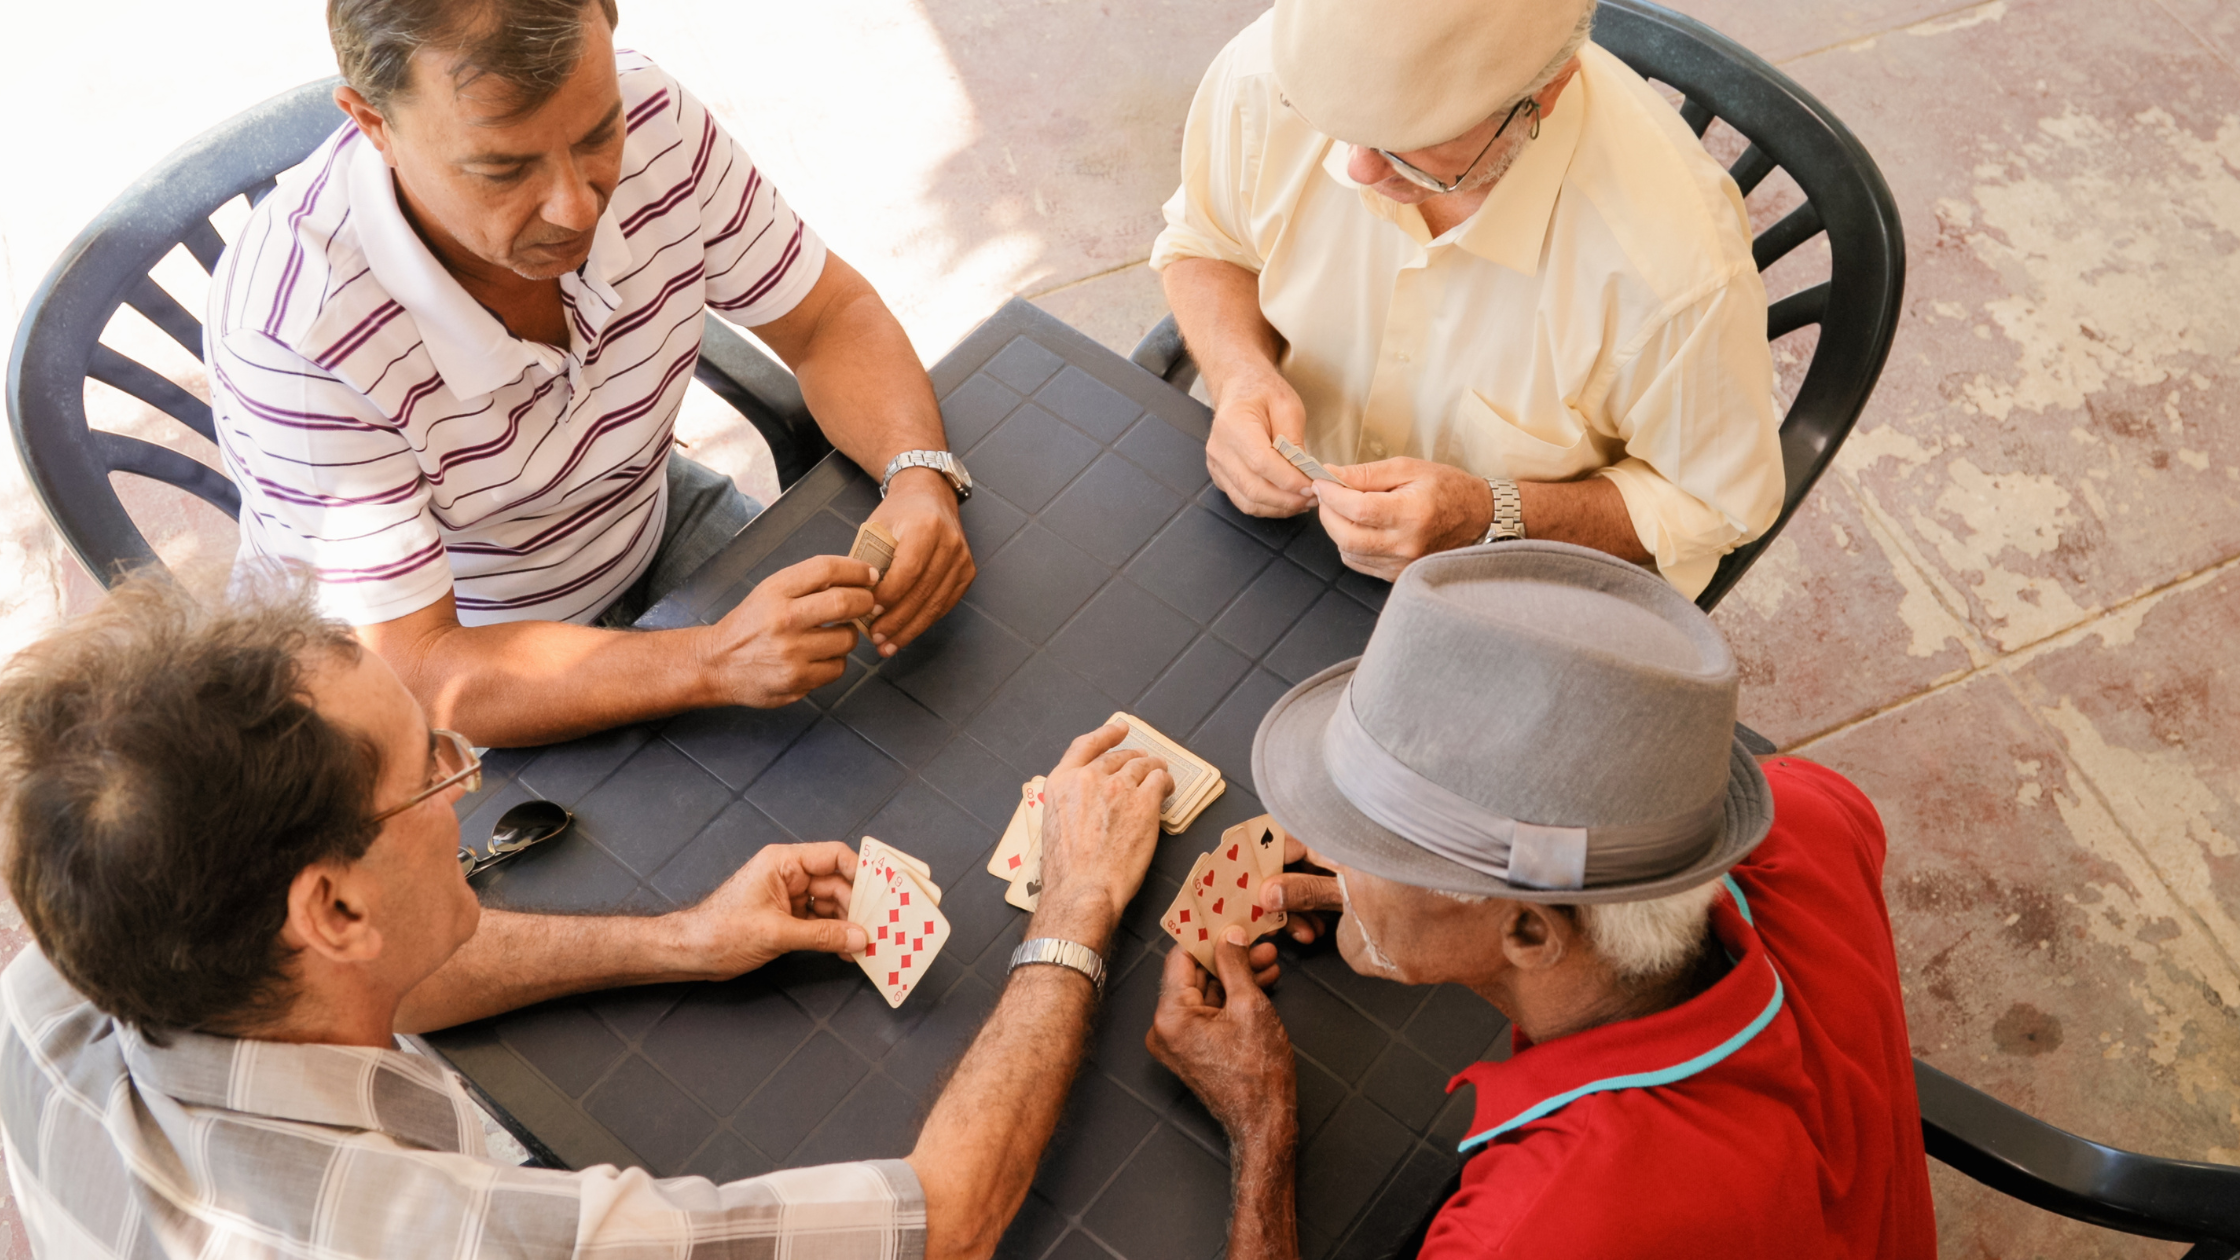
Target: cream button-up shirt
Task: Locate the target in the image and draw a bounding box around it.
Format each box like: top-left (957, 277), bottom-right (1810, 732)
top-left (1151, 14), bottom-right (1783, 597)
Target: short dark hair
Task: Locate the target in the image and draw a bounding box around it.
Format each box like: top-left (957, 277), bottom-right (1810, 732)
top-left (328, 0), bottom-right (622, 120)
top-left (0, 572), bottom-right (383, 1040)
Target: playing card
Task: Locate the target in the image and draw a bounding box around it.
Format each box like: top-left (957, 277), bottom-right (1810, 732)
top-left (1161, 854), bottom-right (1220, 971)
top-left (1272, 435), bottom-right (1346, 486)
top-left (1006, 777), bottom-right (1050, 912)
top-left (1228, 815), bottom-right (1289, 885)
top-left (1109, 713), bottom-right (1223, 834)
top-left (850, 857), bottom-right (951, 1008)
top-left (985, 777), bottom-right (1046, 882)
top-left (860, 836), bottom-right (939, 905)
top-left (847, 520), bottom-right (899, 636)
top-left (1199, 827), bottom-right (1284, 941)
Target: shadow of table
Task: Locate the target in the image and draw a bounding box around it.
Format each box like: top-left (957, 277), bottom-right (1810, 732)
top-left (417, 299), bottom-right (1511, 1260)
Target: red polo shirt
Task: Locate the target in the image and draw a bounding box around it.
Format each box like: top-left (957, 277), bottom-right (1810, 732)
top-left (1419, 759), bottom-right (1936, 1258)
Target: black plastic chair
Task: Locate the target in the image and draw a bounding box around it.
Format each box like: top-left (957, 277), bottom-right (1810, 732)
top-left (5, 78), bottom-right (831, 588)
top-left (1130, 0), bottom-right (1906, 613)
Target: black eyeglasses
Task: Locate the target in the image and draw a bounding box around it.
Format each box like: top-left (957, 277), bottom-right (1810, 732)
top-left (1375, 96), bottom-right (1543, 194)
top-left (458, 799), bottom-right (573, 878)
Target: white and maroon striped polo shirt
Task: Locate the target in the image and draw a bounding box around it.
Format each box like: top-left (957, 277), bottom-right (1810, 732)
top-left (207, 51), bottom-right (826, 626)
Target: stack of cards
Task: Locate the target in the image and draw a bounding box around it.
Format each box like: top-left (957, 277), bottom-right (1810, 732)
top-left (1272, 435), bottom-right (1346, 487)
top-left (1162, 815), bottom-right (1291, 971)
top-left (1110, 712), bottom-right (1224, 835)
top-left (850, 837), bottom-right (951, 1008)
top-left (985, 777), bottom-right (1048, 911)
top-left (847, 520), bottom-right (898, 637)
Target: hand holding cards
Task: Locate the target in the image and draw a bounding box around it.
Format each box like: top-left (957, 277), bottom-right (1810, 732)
top-left (850, 837), bottom-right (950, 1008)
top-left (1272, 435), bottom-right (1346, 487)
top-left (986, 776), bottom-right (1047, 911)
top-left (1109, 712), bottom-right (1224, 834)
top-left (1162, 815), bottom-right (1290, 971)
top-left (847, 520), bottom-right (898, 637)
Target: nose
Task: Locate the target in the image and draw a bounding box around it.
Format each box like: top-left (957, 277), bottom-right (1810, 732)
top-left (1347, 145), bottom-right (1397, 186)
top-left (542, 160), bottom-right (603, 234)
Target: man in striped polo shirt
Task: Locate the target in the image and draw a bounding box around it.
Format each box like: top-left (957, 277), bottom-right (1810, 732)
top-left (209, 0), bottom-right (976, 747)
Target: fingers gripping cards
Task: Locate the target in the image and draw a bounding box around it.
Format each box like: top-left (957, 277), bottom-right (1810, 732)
top-left (847, 520), bottom-right (898, 637)
top-left (1160, 815), bottom-right (1289, 970)
top-left (851, 837), bottom-right (950, 1008)
top-left (1108, 712), bottom-right (1225, 835)
top-left (989, 777), bottom-right (1048, 912)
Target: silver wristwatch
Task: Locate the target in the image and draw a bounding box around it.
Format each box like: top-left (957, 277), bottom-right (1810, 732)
top-left (1008, 937), bottom-right (1106, 998)
top-left (880, 450), bottom-right (973, 502)
top-left (1480, 477), bottom-right (1526, 544)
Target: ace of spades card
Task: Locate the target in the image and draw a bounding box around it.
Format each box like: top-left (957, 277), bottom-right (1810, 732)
top-left (850, 838), bottom-right (951, 1008)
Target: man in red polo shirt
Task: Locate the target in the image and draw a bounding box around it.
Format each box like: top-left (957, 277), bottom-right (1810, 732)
top-left (1146, 540), bottom-right (1936, 1258)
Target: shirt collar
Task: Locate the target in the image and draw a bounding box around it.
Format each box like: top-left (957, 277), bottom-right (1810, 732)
top-left (118, 1021), bottom-right (483, 1155)
top-left (1317, 71), bottom-right (1587, 274)
top-left (1449, 876), bottom-right (1785, 1153)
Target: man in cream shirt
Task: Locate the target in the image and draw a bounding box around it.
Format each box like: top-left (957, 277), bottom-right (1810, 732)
top-left (1153, 0), bottom-right (1784, 598)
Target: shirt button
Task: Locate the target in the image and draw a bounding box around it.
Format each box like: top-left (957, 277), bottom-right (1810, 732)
top-left (1369, 440), bottom-right (1388, 458)
top-left (1395, 352), bottom-right (1411, 363)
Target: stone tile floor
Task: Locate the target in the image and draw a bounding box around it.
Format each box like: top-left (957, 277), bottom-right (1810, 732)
top-left (1, 1), bottom-right (2234, 1256)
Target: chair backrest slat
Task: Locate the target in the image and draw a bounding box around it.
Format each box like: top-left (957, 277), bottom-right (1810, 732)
top-left (1750, 200), bottom-right (1824, 272)
top-left (246, 176), bottom-right (280, 208)
top-left (1727, 142), bottom-right (1776, 196)
top-left (93, 431), bottom-right (242, 519)
top-left (1767, 280), bottom-right (1829, 341)
top-left (1678, 96), bottom-right (1715, 137)
top-left (180, 219), bottom-right (228, 274)
top-left (123, 275), bottom-right (206, 362)
top-left (88, 345), bottom-right (218, 443)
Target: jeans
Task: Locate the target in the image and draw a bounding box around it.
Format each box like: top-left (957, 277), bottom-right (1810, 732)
top-left (595, 451), bottom-right (763, 628)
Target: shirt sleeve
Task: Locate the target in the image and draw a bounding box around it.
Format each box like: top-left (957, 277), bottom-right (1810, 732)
top-left (1585, 266), bottom-right (1785, 600)
top-left (567, 1158), bottom-right (926, 1257)
top-left (212, 328), bottom-right (453, 625)
top-left (1149, 25), bottom-right (1269, 275)
top-left (674, 79), bottom-right (830, 327)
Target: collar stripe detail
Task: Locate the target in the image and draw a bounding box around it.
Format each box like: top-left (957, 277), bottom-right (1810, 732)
top-left (1723, 873), bottom-right (1754, 925)
top-left (1457, 973), bottom-right (1785, 1154)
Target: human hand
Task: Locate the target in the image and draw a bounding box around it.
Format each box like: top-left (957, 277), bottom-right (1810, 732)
top-left (672, 841), bottom-right (867, 978)
top-left (1029, 722), bottom-right (1173, 952)
top-left (1206, 367), bottom-right (1317, 519)
top-left (1312, 458), bottom-right (1495, 582)
top-left (703, 556), bottom-right (877, 707)
top-left (1147, 927), bottom-right (1298, 1144)
top-left (1261, 836), bottom-right (1344, 946)
top-left (863, 469), bottom-right (976, 657)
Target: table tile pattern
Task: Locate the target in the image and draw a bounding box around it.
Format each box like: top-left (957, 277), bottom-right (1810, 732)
top-left (422, 301), bottom-right (1509, 1260)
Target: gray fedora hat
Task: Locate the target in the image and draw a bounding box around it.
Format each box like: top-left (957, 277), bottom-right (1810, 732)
top-left (1251, 541), bottom-right (1773, 904)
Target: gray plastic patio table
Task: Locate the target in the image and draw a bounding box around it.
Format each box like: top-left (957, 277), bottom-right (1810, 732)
top-left (417, 299), bottom-right (1511, 1260)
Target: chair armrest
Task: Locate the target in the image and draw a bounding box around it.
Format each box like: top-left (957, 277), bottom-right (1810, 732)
top-left (693, 315), bottom-right (833, 491)
top-left (1129, 313), bottom-right (1199, 393)
top-left (1916, 1058), bottom-right (2240, 1247)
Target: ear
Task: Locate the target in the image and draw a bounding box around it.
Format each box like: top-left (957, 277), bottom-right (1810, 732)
top-left (1497, 903), bottom-right (1572, 972)
top-left (283, 861), bottom-right (385, 966)
top-left (1537, 58), bottom-right (1584, 109)
top-left (333, 86), bottom-right (398, 164)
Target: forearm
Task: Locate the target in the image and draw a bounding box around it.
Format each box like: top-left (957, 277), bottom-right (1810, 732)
top-left (766, 256), bottom-right (946, 476)
top-left (1227, 1121), bottom-right (1301, 1260)
top-left (395, 909), bottom-right (700, 1034)
top-left (1162, 257), bottom-right (1285, 400)
top-left (908, 899), bottom-right (1114, 1258)
top-left (381, 618), bottom-right (717, 747)
top-left (1516, 477), bottom-right (1651, 563)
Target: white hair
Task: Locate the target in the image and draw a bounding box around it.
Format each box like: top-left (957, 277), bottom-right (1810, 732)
top-left (1434, 875), bottom-right (1721, 983)
top-left (1451, 7), bottom-right (1597, 193)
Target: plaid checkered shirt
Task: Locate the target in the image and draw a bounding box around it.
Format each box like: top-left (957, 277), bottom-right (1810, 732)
top-left (0, 949), bottom-right (926, 1258)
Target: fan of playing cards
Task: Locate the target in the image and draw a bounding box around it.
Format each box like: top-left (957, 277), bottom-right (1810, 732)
top-left (1163, 815), bottom-right (1291, 970)
top-left (984, 713), bottom-right (1226, 913)
top-left (850, 837), bottom-right (951, 1008)
top-left (1273, 434), bottom-right (1347, 487)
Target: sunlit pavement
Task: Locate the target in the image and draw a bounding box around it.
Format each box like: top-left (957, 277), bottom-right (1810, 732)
top-left (2, 3), bottom-right (2235, 1256)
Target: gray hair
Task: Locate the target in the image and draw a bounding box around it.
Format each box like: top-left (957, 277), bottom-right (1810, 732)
top-left (329, 0), bottom-right (621, 120)
top-left (1434, 874), bottom-right (1721, 983)
top-left (1510, 7), bottom-right (1598, 115)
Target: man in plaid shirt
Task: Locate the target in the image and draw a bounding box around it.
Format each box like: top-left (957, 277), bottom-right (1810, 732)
top-left (0, 571), bottom-right (1178, 1258)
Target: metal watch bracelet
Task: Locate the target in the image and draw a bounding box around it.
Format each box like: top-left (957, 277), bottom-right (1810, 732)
top-left (1007, 937), bottom-right (1106, 998)
top-left (1481, 477), bottom-right (1526, 544)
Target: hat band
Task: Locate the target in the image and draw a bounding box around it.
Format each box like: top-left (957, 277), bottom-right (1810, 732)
top-left (1322, 682), bottom-right (1722, 892)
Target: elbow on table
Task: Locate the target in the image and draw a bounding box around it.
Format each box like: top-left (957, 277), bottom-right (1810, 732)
top-left (909, 1159), bottom-right (1018, 1260)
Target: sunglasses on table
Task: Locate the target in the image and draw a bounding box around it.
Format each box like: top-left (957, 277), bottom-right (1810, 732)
top-left (366, 729), bottom-right (573, 877)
